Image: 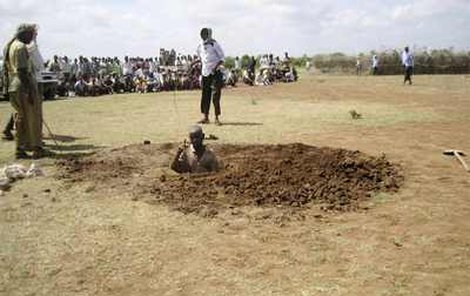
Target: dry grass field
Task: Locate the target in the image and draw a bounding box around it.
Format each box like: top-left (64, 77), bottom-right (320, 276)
top-left (0, 74), bottom-right (469, 295)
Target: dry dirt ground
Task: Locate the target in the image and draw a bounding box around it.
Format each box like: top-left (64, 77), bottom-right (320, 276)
top-left (0, 74), bottom-right (469, 295)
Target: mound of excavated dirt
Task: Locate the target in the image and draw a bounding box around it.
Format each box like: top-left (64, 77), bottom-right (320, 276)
top-left (57, 143), bottom-right (404, 216)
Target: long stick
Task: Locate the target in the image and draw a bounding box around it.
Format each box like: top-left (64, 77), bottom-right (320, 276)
top-left (454, 151), bottom-right (470, 172)
top-left (42, 118), bottom-right (60, 149)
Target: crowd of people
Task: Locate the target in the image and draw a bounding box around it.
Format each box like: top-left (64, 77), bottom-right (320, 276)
top-left (39, 50), bottom-right (298, 98)
top-left (238, 53), bottom-right (298, 86)
top-left (46, 51), bottom-right (203, 97)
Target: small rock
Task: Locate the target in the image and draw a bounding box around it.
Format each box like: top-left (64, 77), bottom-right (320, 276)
top-left (44, 188), bottom-right (51, 193)
top-left (393, 238), bottom-right (403, 248)
top-left (0, 178), bottom-right (11, 190)
top-left (85, 185), bottom-right (95, 193)
top-left (143, 140), bottom-right (151, 145)
top-left (23, 193), bottom-right (29, 198)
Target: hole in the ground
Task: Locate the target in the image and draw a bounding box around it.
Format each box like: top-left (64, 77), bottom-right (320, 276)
top-left (57, 143), bottom-right (404, 217)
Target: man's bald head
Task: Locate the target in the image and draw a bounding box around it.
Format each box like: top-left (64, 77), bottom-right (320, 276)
top-left (189, 125), bottom-right (203, 138)
top-left (188, 125), bottom-right (204, 149)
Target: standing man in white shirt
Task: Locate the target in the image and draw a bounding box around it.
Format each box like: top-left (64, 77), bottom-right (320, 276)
top-left (401, 46), bottom-right (414, 85)
top-left (196, 28), bottom-right (225, 125)
top-left (371, 55), bottom-right (379, 75)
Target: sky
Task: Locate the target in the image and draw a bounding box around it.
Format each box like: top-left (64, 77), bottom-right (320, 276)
top-left (0, 0), bottom-right (469, 59)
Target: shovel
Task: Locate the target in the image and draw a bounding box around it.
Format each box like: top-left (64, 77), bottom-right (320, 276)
top-left (443, 150), bottom-right (469, 172)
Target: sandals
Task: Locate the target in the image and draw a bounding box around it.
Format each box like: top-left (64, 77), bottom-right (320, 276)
top-left (197, 118), bottom-right (210, 124)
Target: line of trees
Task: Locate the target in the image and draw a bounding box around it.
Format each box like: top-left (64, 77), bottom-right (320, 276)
top-left (311, 48), bottom-right (470, 75)
top-left (224, 48), bottom-right (470, 75)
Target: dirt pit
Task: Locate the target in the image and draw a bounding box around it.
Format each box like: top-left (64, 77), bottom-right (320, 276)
top-left (57, 143), bottom-right (404, 216)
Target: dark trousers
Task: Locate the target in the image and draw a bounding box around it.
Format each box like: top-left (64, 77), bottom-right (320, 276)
top-left (404, 66), bottom-right (413, 84)
top-left (3, 114), bottom-right (14, 133)
top-left (201, 71), bottom-right (223, 117)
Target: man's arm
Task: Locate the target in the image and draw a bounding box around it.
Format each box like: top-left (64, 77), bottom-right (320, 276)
top-left (214, 42), bottom-right (225, 70)
top-left (170, 146), bottom-right (191, 173)
top-left (16, 46), bottom-right (35, 103)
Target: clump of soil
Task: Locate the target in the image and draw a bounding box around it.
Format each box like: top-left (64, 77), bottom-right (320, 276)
top-left (57, 143), bottom-right (404, 216)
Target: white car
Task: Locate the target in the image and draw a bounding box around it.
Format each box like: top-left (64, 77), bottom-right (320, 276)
top-left (37, 70), bottom-right (59, 100)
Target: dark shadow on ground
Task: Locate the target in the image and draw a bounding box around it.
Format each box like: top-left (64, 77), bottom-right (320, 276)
top-left (45, 144), bottom-right (105, 152)
top-left (50, 151), bottom-right (97, 160)
top-left (219, 122), bottom-right (263, 126)
top-left (206, 134), bottom-right (219, 141)
top-left (43, 134), bottom-right (87, 143)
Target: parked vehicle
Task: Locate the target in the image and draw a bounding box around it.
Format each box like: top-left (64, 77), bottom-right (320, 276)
top-left (1, 58), bottom-right (59, 101)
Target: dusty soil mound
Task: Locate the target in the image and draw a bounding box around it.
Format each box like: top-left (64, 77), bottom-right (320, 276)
top-left (57, 143), bottom-right (404, 215)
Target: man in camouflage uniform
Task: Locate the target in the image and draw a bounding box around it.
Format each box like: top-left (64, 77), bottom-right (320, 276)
top-left (3, 24), bottom-right (46, 159)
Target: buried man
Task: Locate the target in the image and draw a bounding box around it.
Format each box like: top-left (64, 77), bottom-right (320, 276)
top-left (170, 125), bottom-right (219, 174)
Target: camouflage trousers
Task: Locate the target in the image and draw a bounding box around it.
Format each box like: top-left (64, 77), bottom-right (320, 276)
top-left (9, 90), bottom-right (42, 150)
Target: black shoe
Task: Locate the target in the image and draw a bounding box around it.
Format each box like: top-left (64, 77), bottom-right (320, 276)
top-left (15, 150), bottom-right (30, 159)
top-left (2, 131), bottom-right (14, 141)
top-left (214, 118), bottom-right (222, 126)
top-left (32, 147), bottom-right (55, 159)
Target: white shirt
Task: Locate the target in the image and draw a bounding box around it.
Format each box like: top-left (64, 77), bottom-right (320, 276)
top-left (234, 59), bottom-right (240, 70)
top-left (196, 39), bottom-right (224, 77)
top-left (26, 41), bottom-right (45, 79)
top-left (260, 56), bottom-right (269, 70)
top-left (402, 51), bottom-right (414, 67)
top-left (60, 60), bottom-right (72, 74)
top-left (372, 56), bottom-right (378, 68)
top-left (122, 61), bottom-right (133, 76)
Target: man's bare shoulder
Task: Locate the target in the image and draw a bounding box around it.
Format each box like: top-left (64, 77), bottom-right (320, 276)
top-left (203, 146), bottom-right (217, 160)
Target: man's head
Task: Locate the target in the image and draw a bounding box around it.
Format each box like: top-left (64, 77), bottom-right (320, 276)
top-left (200, 28), bottom-right (212, 41)
top-left (404, 46), bottom-right (409, 52)
top-left (188, 125), bottom-right (205, 150)
top-left (16, 23), bottom-right (36, 44)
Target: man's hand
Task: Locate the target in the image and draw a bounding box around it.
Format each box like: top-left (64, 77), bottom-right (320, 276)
top-left (176, 139), bottom-right (189, 157)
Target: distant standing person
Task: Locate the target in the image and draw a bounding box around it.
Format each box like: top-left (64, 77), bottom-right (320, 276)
top-left (196, 28), bottom-right (225, 125)
top-left (402, 46), bottom-right (414, 85)
top-left (356, 58), bottom-right (362, 76)
top-left (234, 56), bottom-right (241, 78)
top-left (371, 55), bottom-right (379, 75)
